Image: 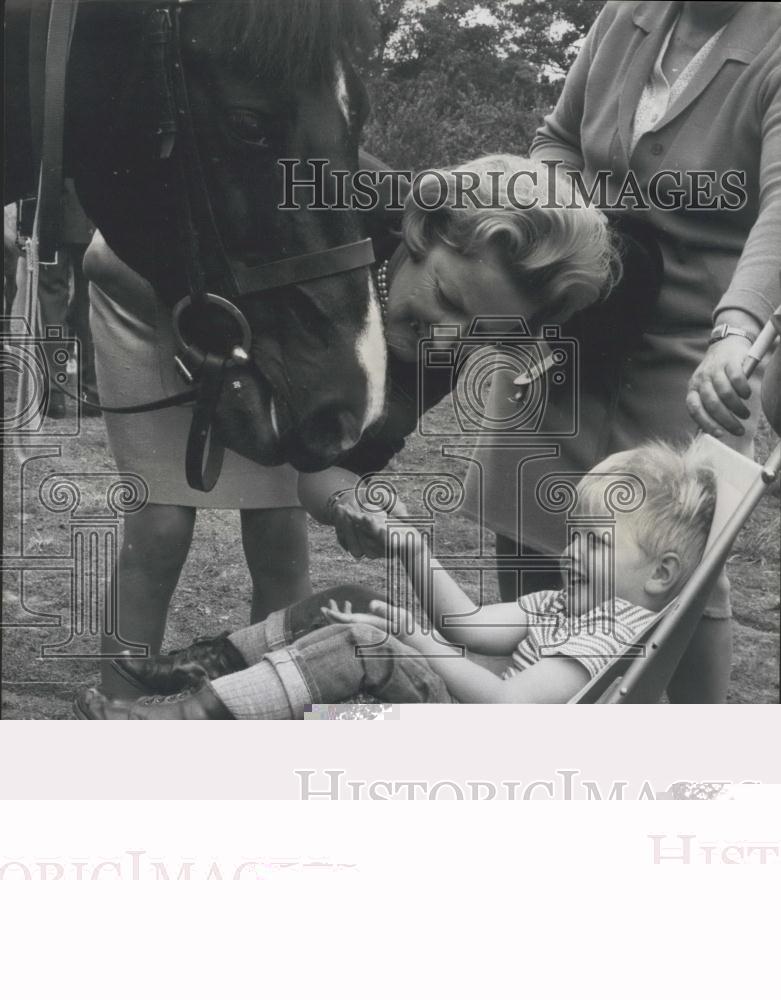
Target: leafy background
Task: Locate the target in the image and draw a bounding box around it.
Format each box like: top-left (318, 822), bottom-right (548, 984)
top-left (361, 0), bottom-right (599, 170)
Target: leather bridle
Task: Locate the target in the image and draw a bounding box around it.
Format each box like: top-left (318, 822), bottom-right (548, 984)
top-left (29, 0), bottom-right (375, 490)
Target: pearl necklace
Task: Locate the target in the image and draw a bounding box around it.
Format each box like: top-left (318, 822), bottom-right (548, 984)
top-left (376, 259), bottom-right (389, 319)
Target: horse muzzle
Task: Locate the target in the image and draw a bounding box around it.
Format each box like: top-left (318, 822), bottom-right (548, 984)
top-left (212, 366), bottom-right (286, 467)
top-left (282, 404), bottom-right (363, 472)
top-left (213, 370), bottom-right (363, 472)
top-left (172, 292), bottom-right (370, 475)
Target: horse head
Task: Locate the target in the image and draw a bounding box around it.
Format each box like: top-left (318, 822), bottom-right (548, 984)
top-left (66, 0), bottom-right (386, 473)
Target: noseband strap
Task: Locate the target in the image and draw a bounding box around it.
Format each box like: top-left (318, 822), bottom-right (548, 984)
top-left (233, 238), bottom-right (375, 297)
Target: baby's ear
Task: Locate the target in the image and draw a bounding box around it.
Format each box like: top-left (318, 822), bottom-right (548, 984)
top-left (645, 551), bottom-right (683, 598)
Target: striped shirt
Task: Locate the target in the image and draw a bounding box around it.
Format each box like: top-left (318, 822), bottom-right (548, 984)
top-left (507, 590), bottom-right (658, 681)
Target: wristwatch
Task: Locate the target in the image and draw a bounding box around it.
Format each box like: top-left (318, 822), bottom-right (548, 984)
top-left (708, 323), bottom-right (756, 346)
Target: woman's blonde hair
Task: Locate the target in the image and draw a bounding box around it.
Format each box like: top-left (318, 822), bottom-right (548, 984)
top-left (402, 154), bottom-right (620, 321)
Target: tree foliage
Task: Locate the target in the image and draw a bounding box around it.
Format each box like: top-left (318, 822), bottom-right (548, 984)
top-left (362, 0), bottom-right (601, 171)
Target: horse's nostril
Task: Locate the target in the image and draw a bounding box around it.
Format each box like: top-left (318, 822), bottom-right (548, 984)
top-left (301, 406), bottom-right (362, 458)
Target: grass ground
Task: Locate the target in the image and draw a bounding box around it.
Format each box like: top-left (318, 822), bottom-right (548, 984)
top-left (1, 386), bottom-right (779, 718)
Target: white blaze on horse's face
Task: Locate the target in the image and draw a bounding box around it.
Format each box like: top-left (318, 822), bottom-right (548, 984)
top-left (332, 60), bottom-right (386, 435)
top-left (356, 279), bottom-right (387, 433)
top-left (335, 62), bottom-right (351, 126)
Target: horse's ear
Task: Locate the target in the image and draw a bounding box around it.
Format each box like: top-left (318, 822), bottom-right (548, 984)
top-left (341, 0), bottom-right (378, 62)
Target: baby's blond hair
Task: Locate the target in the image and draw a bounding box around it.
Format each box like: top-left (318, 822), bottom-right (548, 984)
top-left (576, 439), bottom-right (717, 587)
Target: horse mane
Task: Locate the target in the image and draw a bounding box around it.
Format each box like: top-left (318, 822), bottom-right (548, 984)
top-left (202, 0), bottom-right (376, 82)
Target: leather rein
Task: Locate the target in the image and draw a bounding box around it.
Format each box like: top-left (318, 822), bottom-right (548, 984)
top-left (31, 0), bottom-right (375, 491)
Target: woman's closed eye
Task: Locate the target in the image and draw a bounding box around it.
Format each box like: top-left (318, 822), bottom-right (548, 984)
top-left (433, 283), bottom-right (461, 315)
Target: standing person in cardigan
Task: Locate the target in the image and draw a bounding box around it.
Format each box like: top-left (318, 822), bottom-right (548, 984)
top-left (481, 1), bottom-right (781, 703)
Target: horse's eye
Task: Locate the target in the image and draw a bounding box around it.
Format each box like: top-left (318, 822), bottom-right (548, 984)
top-left (226, 109), bottom-right (272, 147)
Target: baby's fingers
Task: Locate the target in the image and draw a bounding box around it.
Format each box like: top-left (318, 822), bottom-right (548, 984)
top-left (326, 598), bottom-right (353, 615)
top-left (321, 606), bottom-right (352, 623)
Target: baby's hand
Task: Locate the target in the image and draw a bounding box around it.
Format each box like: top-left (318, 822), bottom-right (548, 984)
top-left (367, 599), bottom-right (419, 637)
top-left (320, 598), bottom-right (389, 632)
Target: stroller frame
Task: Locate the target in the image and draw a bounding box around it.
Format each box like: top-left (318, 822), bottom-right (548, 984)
top-left (572, 314), bottom-right (781, 705)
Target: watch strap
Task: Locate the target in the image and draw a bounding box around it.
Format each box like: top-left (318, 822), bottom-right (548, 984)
top-left (709, 323), bottom-right (756, 346)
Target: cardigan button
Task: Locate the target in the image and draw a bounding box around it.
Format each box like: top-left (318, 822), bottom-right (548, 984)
top-left (650, 142), bottom-right (664, 155)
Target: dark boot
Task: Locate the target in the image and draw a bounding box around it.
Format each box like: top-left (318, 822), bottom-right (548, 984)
top-left (101, 633), bottom-right (247, 698)
top-left (75, 681), bottom-right (235, 720)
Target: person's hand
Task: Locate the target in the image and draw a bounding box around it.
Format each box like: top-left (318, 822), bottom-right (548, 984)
top-left (320, 598), bottom-right (389, 632)
top-left (329, 493), bottom-right (411, 560)
top-left (366, 599), bottom-right (452, 654)
top-left (320, 598), bottom-right (417, 635)
top-left (365, 598), bottom-right (419, 636)
top-left (330, 498), bottom-right (388, 559)
top-left (686, 337), bottom-right (753, 437)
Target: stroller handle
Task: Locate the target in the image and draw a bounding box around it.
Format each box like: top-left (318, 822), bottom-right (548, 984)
top-left (743, 307), bottom-right (781, 378)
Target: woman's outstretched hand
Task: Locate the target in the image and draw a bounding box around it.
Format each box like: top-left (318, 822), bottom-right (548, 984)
top-left (330, 500), bottom-right (388, 559)
top-left (686, 337), bottom-right (753, 437)
top-left (330, 496), bottom-right (411, 561)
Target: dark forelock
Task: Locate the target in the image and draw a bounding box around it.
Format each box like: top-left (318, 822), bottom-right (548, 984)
top-left (196, 0), bottom-right (375, 82)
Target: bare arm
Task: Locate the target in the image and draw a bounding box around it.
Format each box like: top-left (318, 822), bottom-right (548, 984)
top-left (297, 468), bottom-right (388, 559)
top-left (411, 632), bottom-right (589, 704)
top-left (297, 467), bottom-right (359, 525)
top-left (391, 525), bottom-right (530, 654)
